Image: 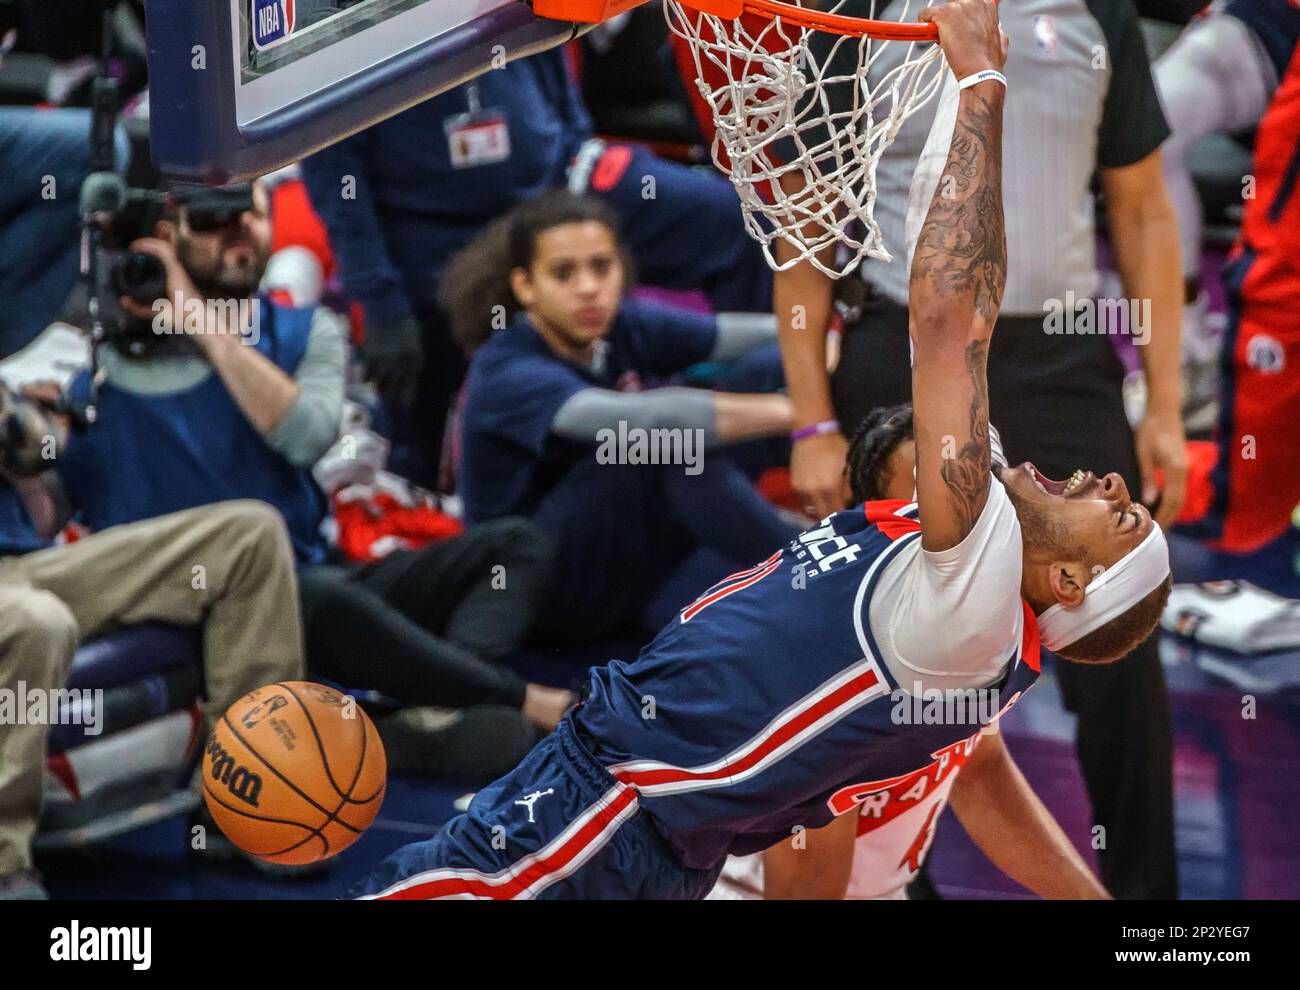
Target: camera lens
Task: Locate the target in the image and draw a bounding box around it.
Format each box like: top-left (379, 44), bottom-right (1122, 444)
top-left (112, 251), bottom-right (168, 304)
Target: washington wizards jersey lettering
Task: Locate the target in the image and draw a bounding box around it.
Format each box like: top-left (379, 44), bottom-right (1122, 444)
top-left (572, 500), bottom-right (1042, 871)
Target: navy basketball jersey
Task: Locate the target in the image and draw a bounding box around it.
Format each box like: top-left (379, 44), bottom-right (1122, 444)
top-left (573, 499), bottom-right (1042, 871)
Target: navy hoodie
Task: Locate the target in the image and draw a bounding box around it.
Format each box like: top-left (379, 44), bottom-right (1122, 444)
top-left (299, 48), bottom-right (594, 329)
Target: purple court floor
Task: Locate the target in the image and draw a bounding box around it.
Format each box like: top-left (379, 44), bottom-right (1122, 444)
top-left (39, 628), bottom-right (1300, 900)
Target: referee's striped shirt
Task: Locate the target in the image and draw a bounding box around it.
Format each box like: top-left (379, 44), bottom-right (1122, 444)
top-left (814, 0), bottom-right (1170, 316)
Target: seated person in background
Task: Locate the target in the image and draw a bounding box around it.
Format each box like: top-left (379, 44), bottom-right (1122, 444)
top-left (448, 191), bottom-right (799, 645)
top-left (54, 180), bottom-right (575, 739)
top-left (0, 382), bottom-right (305, 899)
top-left (299, 44), bottom-right (771, 488)
top-left (709, 405), bottom-right (1108, 901)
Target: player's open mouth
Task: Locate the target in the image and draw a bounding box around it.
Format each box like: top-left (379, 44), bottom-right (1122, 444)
top-left (1025, 464), bottom-right (1092, 497)
top-left (1025, 463), bottom-right (1068, 496)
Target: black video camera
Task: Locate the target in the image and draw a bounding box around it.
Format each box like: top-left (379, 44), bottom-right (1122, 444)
top-left (100, 186), bottom-right (170, 304)
top-left (92, 183), bottom-right (256, 349)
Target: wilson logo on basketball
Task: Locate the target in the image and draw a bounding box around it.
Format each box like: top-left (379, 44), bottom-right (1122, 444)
top-left (205, 735), bottom-right (265, 808)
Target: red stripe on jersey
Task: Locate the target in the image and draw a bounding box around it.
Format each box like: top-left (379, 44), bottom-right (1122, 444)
top-left (1019, 600), bottom-right (1041, 672)
top-left (374, 785), bottom-right (639, 900)
top-left (680, 550), bottom-right (782, 622)
top-left (863, 500), bottom-right (923, 543)
top-left (613, 665), bottom-right (882, 789)
top-left (873, 516), bottom-right (922, 542)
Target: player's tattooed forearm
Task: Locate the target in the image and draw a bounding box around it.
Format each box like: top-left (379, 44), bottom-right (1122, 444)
top-left (911, 89), bottom-right (1007, 324)
top-left (938, 338), bottom-right (992, 537)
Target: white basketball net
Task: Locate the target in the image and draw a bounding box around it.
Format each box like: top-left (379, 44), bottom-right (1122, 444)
top-left (665, 1), bottom-right (947, 278)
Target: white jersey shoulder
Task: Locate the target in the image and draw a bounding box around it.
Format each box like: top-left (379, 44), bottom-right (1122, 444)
top-left (869, 476), bottom-right (1025, 694)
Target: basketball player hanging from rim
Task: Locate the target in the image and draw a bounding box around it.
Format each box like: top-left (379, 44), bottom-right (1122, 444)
top-left (355, 0), bottom-right (1173, 900)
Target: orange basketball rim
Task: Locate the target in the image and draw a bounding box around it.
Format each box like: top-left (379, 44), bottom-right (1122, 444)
top-left (533, 0), bottom-right (943, 41)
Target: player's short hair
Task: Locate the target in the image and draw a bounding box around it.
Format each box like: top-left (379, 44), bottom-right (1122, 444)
top-left (439, 191), bottom-right (633, 355)
top-left (1054, 575), bottom-right (1172, 664)
top-left (845, 402), bottom-right (914, 503)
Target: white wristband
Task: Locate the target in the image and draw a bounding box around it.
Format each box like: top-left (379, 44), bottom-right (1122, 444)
top-left (958, 69), bottom-right (1007, 91)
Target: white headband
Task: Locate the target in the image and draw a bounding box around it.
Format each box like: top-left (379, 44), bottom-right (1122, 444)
top-left (1037, 523), bottom-right (1171, 651)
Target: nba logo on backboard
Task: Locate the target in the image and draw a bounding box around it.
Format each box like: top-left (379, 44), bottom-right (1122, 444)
top-left (253, 0), bottom-right (296, 51)
top-left (1033, 15), bottom-right (1059, 58)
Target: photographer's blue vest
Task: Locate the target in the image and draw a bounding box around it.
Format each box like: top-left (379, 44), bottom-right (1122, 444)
top-left (59, 297), bottom-right (329, 565)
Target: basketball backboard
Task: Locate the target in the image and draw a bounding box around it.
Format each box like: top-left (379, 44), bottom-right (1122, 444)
top-left (144, 0), bottom-right (639, 184)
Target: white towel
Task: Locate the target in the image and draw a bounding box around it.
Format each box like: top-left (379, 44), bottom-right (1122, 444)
top-left (1162, 581), bottom-right (1300, 654)
top-left (0, 323), bottom-right (91, 390)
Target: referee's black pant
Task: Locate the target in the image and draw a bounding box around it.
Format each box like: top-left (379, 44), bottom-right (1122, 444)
top-left (834, 295), bottom-right (1178, 900)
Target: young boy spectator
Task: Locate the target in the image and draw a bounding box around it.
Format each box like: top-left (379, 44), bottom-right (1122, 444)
top-left (450, 192), bottom-right (797, 644)
top-left (299, 45), bottom-right (770, 488)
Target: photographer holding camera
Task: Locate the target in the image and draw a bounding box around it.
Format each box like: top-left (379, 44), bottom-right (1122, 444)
top-left (0, 378), bottom-right (307, 900)
top-left (57, 179), bottom-right (574, 747)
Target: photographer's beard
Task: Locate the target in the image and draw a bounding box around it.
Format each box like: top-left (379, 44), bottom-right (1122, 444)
top-left (112, 234), bottom-right (269, 363)
top-left (175, 231), bottom-right (269, 301)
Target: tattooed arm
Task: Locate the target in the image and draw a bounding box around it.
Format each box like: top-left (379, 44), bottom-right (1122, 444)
top-left (910, 0), bottom-right (1008, 553)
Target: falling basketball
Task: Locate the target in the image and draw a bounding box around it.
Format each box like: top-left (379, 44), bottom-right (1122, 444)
top-left (202, 681), bottom-right (387, 865)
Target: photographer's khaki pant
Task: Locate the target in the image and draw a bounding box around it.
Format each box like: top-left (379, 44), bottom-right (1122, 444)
top-left (0, 500), bottom-right (305, 875)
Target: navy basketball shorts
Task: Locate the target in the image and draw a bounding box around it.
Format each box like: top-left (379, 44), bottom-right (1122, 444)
top-left (354, 715), bottom-right (721, 900)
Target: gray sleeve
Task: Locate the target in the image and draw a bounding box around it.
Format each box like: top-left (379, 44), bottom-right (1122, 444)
top-left (552, 387), bottom-right (719, 447)
top-left (266, 308), bottom-right (347, 468)
top-left (710, 313), bottom-right (778, 362)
